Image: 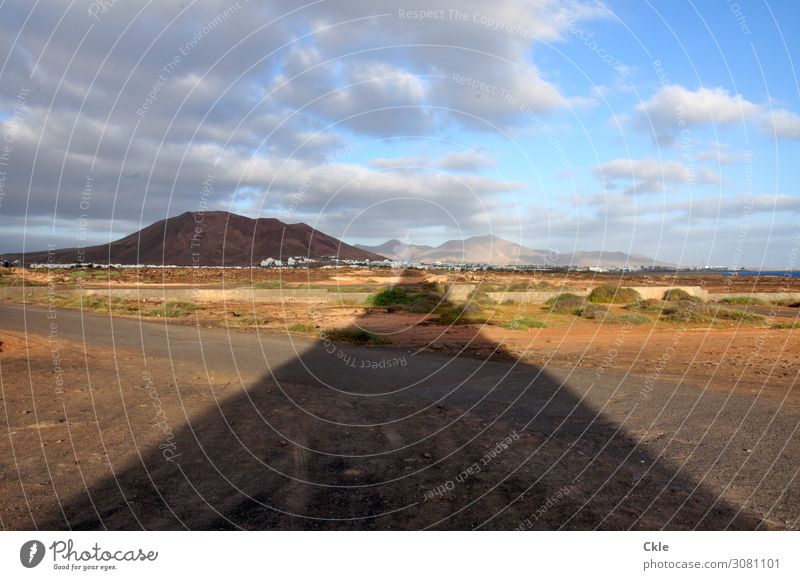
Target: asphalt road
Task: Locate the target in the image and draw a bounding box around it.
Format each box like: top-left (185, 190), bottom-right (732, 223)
top-left (1, 302), bottom-right (798, 530)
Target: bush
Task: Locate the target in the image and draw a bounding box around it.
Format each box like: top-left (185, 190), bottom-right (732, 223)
top-left (419, 281), bottom-right (443, 293)
top-left (712, 307), bottom-right (766, 323)
top-left (76, 295), bottom-right (111, 309)
top-left (150, 301), bottom-right (199, 318)
top-left (432, 302), bottom-right (487, 325)
top-left (606, 313), bottom-right (652, 325)
top-left (62, 295), bottom-right (140, 315)
top-left (67, 269), bottom-right (121, 280)
top-left (625, 298), bottom-right (662, 313)
top-left (409, 293), bottom-right (442, 314)
top-left (366, 287), bottom-right (413, 307)
top-left (323, 328), bottom-right (391, 345)
top-left (252, 280), bottom-right (283, 289)
top-left (663, 288), bottom-right (698, 302)
top-left (0, 273), bottom-right (46, 287)
top-left (546, 293), bottom-right (585, 314)
top-left (587, 285), bottom-right (642, 304)
top-left (578, 303), bottom-right (610, 319)
top-left (661, 300), bottom-right (712, 323)
top-left (287, 323), bottom-right (315, 333)
top-left (719, 295), bottom-right (768, 306)
top-left (771, 322), bottom-right (800, 329)
top-left (501, 316), bottom-right (546, 330)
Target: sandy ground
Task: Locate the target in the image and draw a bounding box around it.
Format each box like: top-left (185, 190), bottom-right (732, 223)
top-left (2, 268), bottom-right (799, 530)
top-left (7, 265), bottom-right (800, 293)
top-left (2, 303), bottom-right (799, 530)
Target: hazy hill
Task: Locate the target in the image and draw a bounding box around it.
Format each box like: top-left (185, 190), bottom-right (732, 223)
top-left (357, 234), bottom-right (669, 267)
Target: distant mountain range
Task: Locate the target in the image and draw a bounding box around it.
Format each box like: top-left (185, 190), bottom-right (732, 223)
top-left (356, 235), bottom-right (671, 268)
top-left (3, 212), bottom-right (671, 268)
top-left (3, 211), bottom-right (384, 266)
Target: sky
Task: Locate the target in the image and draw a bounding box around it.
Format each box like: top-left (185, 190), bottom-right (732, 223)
top-left (0, 0), bottom-right (799, 267)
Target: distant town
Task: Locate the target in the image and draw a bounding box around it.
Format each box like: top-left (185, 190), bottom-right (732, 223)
top-left (6, 256), bottom-right (747, 274)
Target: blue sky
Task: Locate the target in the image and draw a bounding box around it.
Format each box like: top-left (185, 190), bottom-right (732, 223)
top-left (1, 0), bottom-right (799, 266)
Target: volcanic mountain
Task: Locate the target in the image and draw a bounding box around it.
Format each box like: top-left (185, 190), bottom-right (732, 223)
top-left (357, 234), bottom-right (670, 268)
top-left (5, 211), bottom-right (385, 266)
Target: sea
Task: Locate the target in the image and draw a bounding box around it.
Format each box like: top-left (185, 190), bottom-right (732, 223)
top-left (720, 270), bottom-right (800, 278)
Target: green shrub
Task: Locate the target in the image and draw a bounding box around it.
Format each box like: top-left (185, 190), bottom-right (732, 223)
top-left (288, 323), bottom-right (315, 333)
top-left (366, 287), bottom-right (413, 307)
top-left (148, 301), bottom-right (199, 318)
top-left (81, 295), bottom-right (112, 309)
top-left (61, 295), bottom-right (140, 314)
top-left (67, 269), bottom-right (121, 280)
top-left (323, 328), bottom-right (391, 345)
top-left (712, 307), bottom-right (766, 323)
top-left (606, 313), bottom-right (652, 325)
top-left (0, 272), bottom-right (47, 286)
top-left (587, 285), bottom-right (642, 304)
top-left (719, 295), bottom-right (768, 305)
top-left (409, 293), bottom-right (442, 314)
top-left (625, 298), bottom-right (662, 313)
top-left (252, 280), bottom-right (283, 289)
top-left (771, 322), bottom-right (800, 329)
top-left (433, 307), bottom-right (461, 324)
top-left (501, 316), bottom-right (546, 330)
top-left (331, 284), bottom-right (383, 293)
top-left (663, 288), bottom-right (698, 302)
top-left (546, 293), bottom-right (585, 314)
top-left (419, 281), bottom-right (445, 294)
top-left (578, 303), bottom-right (610, 319)
top-left (432, 302), bottom-right (487, 325)
top-left (661, 300), bottom-right (712, 323)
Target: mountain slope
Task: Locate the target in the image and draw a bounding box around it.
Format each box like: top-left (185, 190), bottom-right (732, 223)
top-left (357, 235), bottom-right (670, 267)
top-left (4, 212), bottom-right (385, 266)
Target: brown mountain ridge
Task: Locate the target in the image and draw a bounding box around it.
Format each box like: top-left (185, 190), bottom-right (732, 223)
top-left (3, 211), bottom-right (385, 266)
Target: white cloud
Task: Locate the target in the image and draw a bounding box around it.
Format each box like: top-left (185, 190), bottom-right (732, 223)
top-left (370, 150), bottom-right (493, 172)
top-left (594, 158), bottom-right (721, 195)
top-left (655, 194), bottom-right (800, 219)
top-left (637, 85), bottom-right (760, 130)
top-left (635, 85), bottom-right (800, 142)
top-left (0, 0), bottom-right (604, 237)
top-left (762, 109), bottom-right (800, 139)
top-left (695, 142), bottom-right (752, 165)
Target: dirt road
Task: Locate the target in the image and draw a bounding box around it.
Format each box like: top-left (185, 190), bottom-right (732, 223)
top-left (1, 302), bottom-right (798, 530)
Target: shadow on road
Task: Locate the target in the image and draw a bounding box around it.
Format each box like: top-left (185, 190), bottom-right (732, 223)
top-left (37, 269), bottom-right (765, 530)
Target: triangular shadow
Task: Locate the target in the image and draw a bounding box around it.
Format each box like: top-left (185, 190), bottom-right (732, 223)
top-left (38, 268), bottom-right (765, 530)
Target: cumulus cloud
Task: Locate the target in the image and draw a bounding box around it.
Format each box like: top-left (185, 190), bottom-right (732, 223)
top-left (762, 109), bottom-right (800, 139)
top-left (657, 194), bottom-right (800, 219)
top-left (594, 158), bottom-right (721, 195)
top-left (635, 85), bottom-right (800, 142)
top-left (243, 155), bottom-right (526, 239)
top-left (637, 85), bottom-right (760, 129)
top-left (369, 150), bottom-right (493, 172)
top-left (2, 0), bottom-right (793, 263)
top-left (695, 142), bottom-right (752, 165)
top-left (0, 0), bottom-right (603, 251)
